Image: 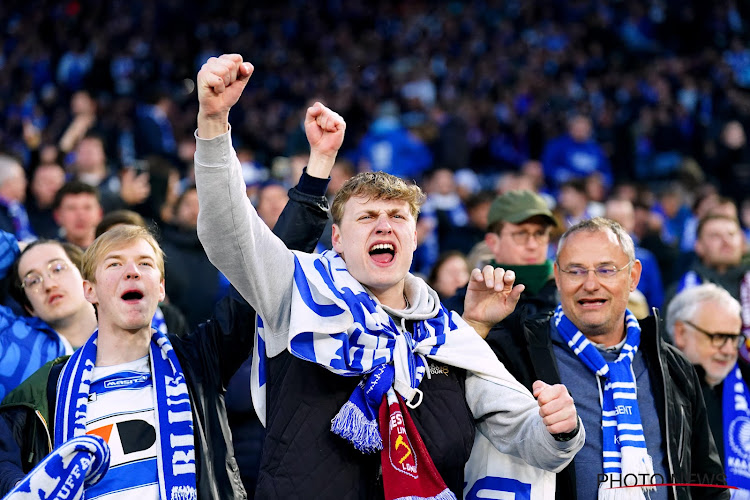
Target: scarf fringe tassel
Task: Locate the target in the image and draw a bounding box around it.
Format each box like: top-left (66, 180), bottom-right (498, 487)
top-left (331, 400), bottom-right (383, 453)
top-left (393, 488), bottom-right (458, 500)
top-left (598, 450), bottom-right (656, 500)
top-left (170, 485), bottom-right (198, 500)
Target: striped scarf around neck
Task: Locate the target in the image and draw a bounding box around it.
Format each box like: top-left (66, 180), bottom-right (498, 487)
top-left (554, 305), bottom-right (655, 499)
top-left (55, 329), bottom-right (197, 500)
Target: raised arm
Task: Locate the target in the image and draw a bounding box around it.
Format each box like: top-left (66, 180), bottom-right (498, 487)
top-left (194, 54), bottom-right (345, 345)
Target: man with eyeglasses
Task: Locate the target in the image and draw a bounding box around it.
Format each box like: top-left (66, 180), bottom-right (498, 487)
top-left (445, 190), bottom-right (559, 327)
top-left (487, 217), bottom-right (728, 499)
top-left (667, 283), bottom-right (750, 496)
top-left (667, 214), bottom-right (750, 354)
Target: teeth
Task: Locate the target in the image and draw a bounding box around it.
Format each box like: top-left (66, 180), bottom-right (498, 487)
top-left (370, 243), bottom-right (394, 252)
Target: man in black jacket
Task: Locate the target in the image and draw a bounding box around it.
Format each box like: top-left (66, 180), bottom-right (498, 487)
top-left (486, 217), bottom-right (729, 500)
top-left (0, 158), bottom-right (332, 498)
top-left (666, 283), bottom-right (750, 495)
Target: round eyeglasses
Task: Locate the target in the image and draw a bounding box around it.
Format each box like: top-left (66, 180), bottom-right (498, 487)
top-left (21, 260), bottom-right (71, 293)
top-left (556, 262), bottom-right (632, 282)
top-left (502, 229), bottom-right (551, 245)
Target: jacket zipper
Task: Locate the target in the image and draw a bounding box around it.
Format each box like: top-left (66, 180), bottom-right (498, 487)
top-left (35, 409), bottom-right (53, 458)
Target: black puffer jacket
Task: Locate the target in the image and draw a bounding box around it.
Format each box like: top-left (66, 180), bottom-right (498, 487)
top-left (0, 178), bottom-right (330, 498)
top-left (485, 310), bottom-right (729, 500)
top-left (257, 350), bottom-right (475, 499)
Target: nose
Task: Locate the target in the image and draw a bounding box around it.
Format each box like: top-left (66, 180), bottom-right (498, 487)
top-left (525, 236), bottom-right (540, 249)
top-left (124, 262), bottom-right (141, 279)
top-left (718, 337), bottom-right (739, 354)
top-left (375, 213), bottom-right (392, 233)
top-left (582, 270), bottom-right (601, 291)
top-left (43, 274), bottom-right (60, 290)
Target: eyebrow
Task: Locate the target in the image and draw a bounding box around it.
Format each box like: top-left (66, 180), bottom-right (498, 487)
top-left (23, 258), bottom-right (67, 277)
top-left (104, 254), bottom-right (155, 262)
top-left (359, 208), bottom-right (407, 217)
top-left (560, 260), bottom-right (618, 267)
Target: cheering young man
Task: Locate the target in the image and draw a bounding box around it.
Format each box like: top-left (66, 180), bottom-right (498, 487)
top-left (194, 54), bottom-right (585, 499)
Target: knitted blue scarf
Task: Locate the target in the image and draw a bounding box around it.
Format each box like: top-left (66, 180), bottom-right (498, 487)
top-left (554, 305), bottom-right (655, 499)
top-left (4, 435), bottom-right (110, 500)
top-left (54, 329), bottom-right (196, 500)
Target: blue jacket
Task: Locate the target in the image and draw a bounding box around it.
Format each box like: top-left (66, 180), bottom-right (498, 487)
top-left (357, 118), bottom-right (432, 180)
top-left (636, 245), bottom-right (664, 309)
top-left (541, 135), bottom-right (613, 190)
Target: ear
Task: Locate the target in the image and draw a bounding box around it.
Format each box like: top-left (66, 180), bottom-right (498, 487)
top-left (629, 259), bottom-right (642, 291)
top-left (83, 279), bottom-right (98, 305)
top-left (485, 232), bottom-right (500, 258)
top-left (159, 279), bottom-right (166, 303)
top-left (52, 209), bottom-right (61, 225)
top-left (694, 239), bottom-right (705, 259)
top-left (673, 320), bottom-right (687, 349)
top-left (331, 223), bottom-right (344, 254)
top-left (553, 260), bottom-right (562, 289)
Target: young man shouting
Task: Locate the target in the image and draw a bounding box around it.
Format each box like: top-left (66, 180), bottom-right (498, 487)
top-left (194, 54), bottom-right (585, 499)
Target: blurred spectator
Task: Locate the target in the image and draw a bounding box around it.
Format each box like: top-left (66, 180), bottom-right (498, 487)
top-left (161, 185), bottom-right (221, 330)
top-left (135, 90), bottom-right (178, 161)
top-left (666, 215), bottom-right (750, 336)
top-left (95, 209), bottom-right (147, 238)
top-left (52, 181), bottom-right (103, 249)
top-left (441, 190), bottom-right (495, 256)
top-left (445, 190), bottom-right (559, 322)
top-left (541, 113), bottom-right (613, 193)
top-left (58, 90), bottom-right (98, 155)
top-left (0, 236), bottom-right (94, 400)
top-left (255, 182), bottom-right (289, 230)
top-left (356, 101), bottom-right (432, 180)
top-left (651, 182), bottom-right (692, 247)
top-left (427, 251), bottom-right (470, 300)
top-left (68, 134), bottom-right (123, 211)
top-left (711, 120), bottom-right (750, 207)
top-left (55, 38), bottom-right (92, 92)
top-left (666, 283), bottom-right (749, 493)
top-left (0, 154), bottom-right (34, 242)
top-left (422, 168), bottom-right (468, 250)
top-left (605, 198), bottom-right (665, 309)
top-left (429, 105), bottom-right (470, 171)
top-left (555, 179), bottom-right (602, 230)
top-left (26, 162), bottom-right (65, 239)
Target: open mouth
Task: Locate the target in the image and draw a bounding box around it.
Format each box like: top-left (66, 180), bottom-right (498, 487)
top-left (369, 243), bottom-right (395, 264)
top-left (578, 298), bottom-right (606, 308)
top-left (121, 290), bottom-right (144, 302)
top-left (48, 294), bottom-right (64, 305)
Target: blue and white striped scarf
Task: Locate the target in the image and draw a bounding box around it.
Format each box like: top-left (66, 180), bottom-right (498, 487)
top-left (554, 305), bottom-right (655, 499)
top-left (251, 249), bottom-right (529, 453)
top-left (55, 329), bottom-right (197, 500)
top-left (5, 435), bottom-right (110, 500)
